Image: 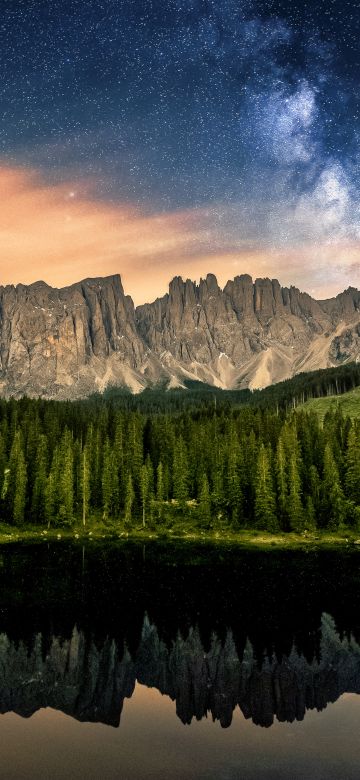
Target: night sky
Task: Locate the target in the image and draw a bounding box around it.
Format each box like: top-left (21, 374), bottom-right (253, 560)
top-left (1, 0), bottom-right (359, 302)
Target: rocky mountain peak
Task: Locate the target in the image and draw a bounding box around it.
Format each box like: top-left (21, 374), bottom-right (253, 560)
top-left (0, 273), bottom-right (146, 398)
top-left (0, 271), bottom-right (358, 397)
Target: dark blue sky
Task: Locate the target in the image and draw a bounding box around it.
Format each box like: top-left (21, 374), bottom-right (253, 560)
top-left (0, 0), bottom-right (359, 298)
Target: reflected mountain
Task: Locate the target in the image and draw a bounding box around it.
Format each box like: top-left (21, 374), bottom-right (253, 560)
top-left (1, 540), bottom-right (360, 730)
top-left (0, 611), bottom-right (359, 728)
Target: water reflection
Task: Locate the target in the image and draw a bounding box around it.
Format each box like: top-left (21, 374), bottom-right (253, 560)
top-left (0, 611), bottom-right (359, 729)
top-left (0, 540), bottom-right (359, 735)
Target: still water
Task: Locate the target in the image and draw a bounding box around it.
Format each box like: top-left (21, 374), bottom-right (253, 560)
top-left (0, 540), bottom-right (360, 779)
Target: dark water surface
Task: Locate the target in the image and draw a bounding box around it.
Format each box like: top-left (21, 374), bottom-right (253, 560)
top-left (0, 540), bottom-right (360, 779)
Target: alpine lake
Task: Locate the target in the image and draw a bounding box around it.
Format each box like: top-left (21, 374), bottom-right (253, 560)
top-left (0, 539), bottom-right (360, 779)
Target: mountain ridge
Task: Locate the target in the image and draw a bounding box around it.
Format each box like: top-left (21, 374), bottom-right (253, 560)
top-left (0, 272), bottom-right (358, 398)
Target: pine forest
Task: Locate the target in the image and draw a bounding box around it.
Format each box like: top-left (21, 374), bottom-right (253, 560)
top-left (1, 372), bottom-right (360, 535)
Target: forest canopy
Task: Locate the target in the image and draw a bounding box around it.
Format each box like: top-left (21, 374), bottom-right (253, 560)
top-left (0, 362), bottom-right (359, 534)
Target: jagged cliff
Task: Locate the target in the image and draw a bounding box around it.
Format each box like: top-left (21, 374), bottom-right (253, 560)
top-left (0, 613), bottom-right (358, 729)
top-left (136, 274), bottom-right (360, 390)
top-left (0, 275), bottom-right (148, 397)
top-left (0, 273), bottom-right (359, 397)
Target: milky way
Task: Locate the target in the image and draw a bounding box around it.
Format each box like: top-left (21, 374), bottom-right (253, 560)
top-left (0, 0), bottom-right (359, 299)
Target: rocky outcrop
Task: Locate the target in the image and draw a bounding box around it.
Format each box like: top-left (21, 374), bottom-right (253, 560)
top-left (329, 323), bottom-right (360, 363)
top-left (136, 275), bottom-right (360, 391)
top-left (0, 275), bottom-right (150, 398)
top-left (0, 273), bottom-right (358, 397)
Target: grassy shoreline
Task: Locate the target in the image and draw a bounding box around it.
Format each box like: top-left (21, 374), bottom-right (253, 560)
top-left (0, 522), bottom-right (360, 548)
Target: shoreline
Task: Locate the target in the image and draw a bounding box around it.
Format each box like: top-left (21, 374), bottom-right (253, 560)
top-left (0, 524), bottom-right (360, 549)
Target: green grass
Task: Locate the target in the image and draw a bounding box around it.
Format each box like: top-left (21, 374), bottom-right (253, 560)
top-left (301, 385), bottom-right (360, 421)
top-left (0, 521), bottom-right (359, 549)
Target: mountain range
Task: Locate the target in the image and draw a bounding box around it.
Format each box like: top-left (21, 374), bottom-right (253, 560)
top-left (0, 272), bottom-right (359, 398)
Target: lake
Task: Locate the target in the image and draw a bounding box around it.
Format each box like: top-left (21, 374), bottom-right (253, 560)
top-left (0, 540), bottom-right (360, 779)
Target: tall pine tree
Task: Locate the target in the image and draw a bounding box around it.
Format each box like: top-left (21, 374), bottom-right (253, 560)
top-left (254, 444), bottom-right (278, 532)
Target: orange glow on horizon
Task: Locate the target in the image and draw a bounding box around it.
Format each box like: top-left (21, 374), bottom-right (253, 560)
top-left (0, 165), bottom-right (358, 305)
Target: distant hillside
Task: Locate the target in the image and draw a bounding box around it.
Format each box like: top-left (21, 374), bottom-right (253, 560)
top-left (301, 386), bottom-right (360, 420)
top-left (87, 362), bottom-right (360, 414)
top-left (249, 361), bottom-right (360, 411)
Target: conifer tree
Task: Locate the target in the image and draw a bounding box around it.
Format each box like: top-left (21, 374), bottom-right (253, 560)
top-left (43, 429), bottom-right (74, 526)
top-left (58, 429), bottom-right (74, 524)
top-left (308, 464), bottom-right (321, 521)
top-left (13, 448), bottom-right (27, 525)
top-left (31, 434), bottom-right (48, 524)
top-left (114, 414), bottom-right (125, 473)
top-left (44, 471), bottom-right (56, 529)
top-left (156, 461), bottom-right (164, 520)
top-left (0, 433), bottom-right (7, 505)
top-left (282, 416), bottom-right (301, 467)
top-left (44, 444), bottom-right (60, 528)
top-left (140, 462), bottom-right (151, 527)
top-left (244, 429), bottom-right (258, 519)
top-left (124, 473), bottom-right (135, 525)
top-left (156, 461), bottom-right (164, 503)
top-left (163, 463), bottom-right (170, 503)
top-left (5, 430), bottom-right (26, 524)
top-left (102, 437), bottom-right (119, 520)
top-left (210, 452), bottom-right (225, 518)
top-left (275, 436), bottom-right (288, 527)
top-left (126, 413), bottom-right (143, 481)
top-left (288, 453), bottom-right (304, 532)
top-left (345, 424), bottom-right (360, 505)
top-left (226, 447), bottom-right (243, 526)
top-left (81, 441), bottom-right (91, 528)
top-left (321, 443), bottom-right (345, 530)
top-left (173, 435), bottom-right (189, 506)
top-left (305, 495), bottom-right (316, 529)
top-left (254, 444), bottom-right (278, 532)
top-left (91, 426), bottom-right (103, 509)
top-left (198, 472), bottom-right (211, 527)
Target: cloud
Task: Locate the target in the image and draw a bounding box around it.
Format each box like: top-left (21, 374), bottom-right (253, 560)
top-left (0, 164), bottom-right (358, 305)
top-left (0, 166), bottom-right (209, 302)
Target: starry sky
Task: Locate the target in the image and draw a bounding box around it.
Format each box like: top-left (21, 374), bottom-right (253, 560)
top-left (1, 0), bottom-right (359, 303)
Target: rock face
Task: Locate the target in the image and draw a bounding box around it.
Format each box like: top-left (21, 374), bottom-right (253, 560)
top-left (0, 275), bottom-right (148, 397)
top-left (0, 273), bottom-right (359, 397)
top-left (136, 274), bottom-right (360, 390)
